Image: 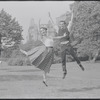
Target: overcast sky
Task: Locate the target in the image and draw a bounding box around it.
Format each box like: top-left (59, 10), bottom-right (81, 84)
top-left (0, 1), bottom-right (74, 43)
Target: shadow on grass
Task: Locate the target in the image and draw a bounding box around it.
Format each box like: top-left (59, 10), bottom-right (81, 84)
top-left (0, 68), bottom-right (11, 70)
top-left (0, 88), bottom-right (7, 91)
top-left (59, 86), bottom-right (100, 92)
top-left (0, 75), bottom-right (42, 82)
top-left (8, 69), bottom-right (41, 72)
top-left (0, 74), bottom-right (54, 82)
top-left (0, 67), bottom-right (56, 72)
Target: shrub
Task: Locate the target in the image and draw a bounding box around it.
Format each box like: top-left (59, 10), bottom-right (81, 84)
top-left (7, 49), bottom-right (31, 66)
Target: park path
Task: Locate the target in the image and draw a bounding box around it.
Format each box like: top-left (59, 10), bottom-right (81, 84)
top-left (0, 61), bottom-right (100, 98)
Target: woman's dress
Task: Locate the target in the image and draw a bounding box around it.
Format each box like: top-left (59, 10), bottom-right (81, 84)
top-left (27, 37), bottom-right (54, 73)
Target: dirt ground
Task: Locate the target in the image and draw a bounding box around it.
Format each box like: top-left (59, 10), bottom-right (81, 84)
top-left (0, 61), bottom-right (100, 98)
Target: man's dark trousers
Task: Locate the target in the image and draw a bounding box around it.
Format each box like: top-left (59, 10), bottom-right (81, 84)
top-left (61, 44), bottom-right (81, 73)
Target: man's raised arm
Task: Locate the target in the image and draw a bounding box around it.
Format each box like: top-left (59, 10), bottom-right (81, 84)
top-left (48, 12), bottom-right (59, 33)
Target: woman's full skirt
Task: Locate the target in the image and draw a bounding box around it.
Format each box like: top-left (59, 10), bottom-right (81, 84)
top-left (27, 45), bottom-right (54, 73)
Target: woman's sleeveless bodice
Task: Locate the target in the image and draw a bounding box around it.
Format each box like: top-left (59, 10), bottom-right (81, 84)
top-left (42, 36), bottom-right (54, 47)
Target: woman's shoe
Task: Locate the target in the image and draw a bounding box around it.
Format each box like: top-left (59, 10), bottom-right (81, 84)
top-left (43, 81), bottom-right (48, 87)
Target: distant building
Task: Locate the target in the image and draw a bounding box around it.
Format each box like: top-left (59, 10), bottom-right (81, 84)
top-left (27, 19), bottom-right (39, 42)
top-left (47, 20), bottom-right (56, 37)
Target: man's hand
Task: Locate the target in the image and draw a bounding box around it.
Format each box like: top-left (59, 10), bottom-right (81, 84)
top-left (53, 35), bottom-right (66, 40)
top-left (20, 49), bottom-right (28, 56)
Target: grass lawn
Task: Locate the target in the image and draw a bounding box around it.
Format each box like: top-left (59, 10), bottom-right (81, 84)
top-left (0, 61), bottom-right (100, 98)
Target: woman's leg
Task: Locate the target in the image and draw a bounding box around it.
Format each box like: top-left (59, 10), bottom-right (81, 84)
top-left (43, 71), bottom-right (48, 87)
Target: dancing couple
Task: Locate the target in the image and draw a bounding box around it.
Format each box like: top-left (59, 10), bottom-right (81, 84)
top-left (20, 13), bottom-right (85, 87)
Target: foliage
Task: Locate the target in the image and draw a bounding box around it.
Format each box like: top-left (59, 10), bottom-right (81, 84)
top-left (0, 9), bottom-right (23, 59)
top-left (70, 1), bottom-right (100, 59)
top-left (7, 49), bottom-right (31, 66)
top-left (0, 9), bottom-right (23, 43)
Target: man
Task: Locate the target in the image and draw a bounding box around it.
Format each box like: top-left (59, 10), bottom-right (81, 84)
top-left (48, 13), bottom-right (84, 79)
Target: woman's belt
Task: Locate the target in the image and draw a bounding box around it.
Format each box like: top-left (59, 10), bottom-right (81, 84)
top-left (46, 46), bottom-right (53, 48)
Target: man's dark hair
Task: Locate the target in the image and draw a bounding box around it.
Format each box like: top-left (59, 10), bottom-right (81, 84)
top-left (59, 20), bottom-right (66, 24)
top-left (40, 27), bottom-right (47, 30)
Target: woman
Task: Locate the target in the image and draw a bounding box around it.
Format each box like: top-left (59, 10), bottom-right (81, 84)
top-left (20, 24), bottom-right (70, 86)
top-left (20, 26), bottom-right (58, 86)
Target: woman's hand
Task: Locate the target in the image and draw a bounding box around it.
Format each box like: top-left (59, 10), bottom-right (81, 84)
top-left (60, 41), bottom-right (69, 45)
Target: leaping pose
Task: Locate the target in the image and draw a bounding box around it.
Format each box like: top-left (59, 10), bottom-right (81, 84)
top-left (48, 12), bottom-right (85, 79)
top-left (20, 25), bottom-right (62, 87)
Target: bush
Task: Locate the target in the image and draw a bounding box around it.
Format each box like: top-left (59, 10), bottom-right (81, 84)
top-left (7, 49), bottom-right (31, 66)
top-left (7, 57), bottom-right (31, 66)
top-left (77, 53), bottom-right (89, 61)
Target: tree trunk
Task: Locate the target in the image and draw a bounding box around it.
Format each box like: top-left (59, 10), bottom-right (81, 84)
top-left (0, 33), bottom-right (1, 57)
top-left (92, 50), bottom-right (99, 62)
top-left (88, 52), bottom-right (92, 61)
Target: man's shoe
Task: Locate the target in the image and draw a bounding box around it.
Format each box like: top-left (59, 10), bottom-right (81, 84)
top-left (62, 70), bottom-right (67, 79)
top-left (79, 64), bottom-right (85, 71)
top-left (43, 81), bottom-right (48, 87)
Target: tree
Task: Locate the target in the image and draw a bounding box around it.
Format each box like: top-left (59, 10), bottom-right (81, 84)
top-left (0, 33), bottom-right (2, 56)
top-left (70, 1), bottom-right (100, 61)
top-left (0, 9), bottom-right (23, 58)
